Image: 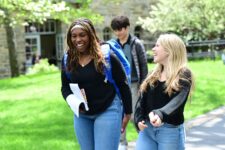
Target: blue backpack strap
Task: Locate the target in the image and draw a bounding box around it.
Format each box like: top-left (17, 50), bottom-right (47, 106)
top-left (104, 40), bottom-right (130, 118)
top-left (106, 39), bottom-right (131, 84)
top-left (63, 52), bottom-right (71, 80)
top-left (101, 39), bottom-right (132, 99)
top-left (101, 44), bottom-right (121, 98)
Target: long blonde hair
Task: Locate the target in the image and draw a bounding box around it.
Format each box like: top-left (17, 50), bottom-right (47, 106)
top-left (140, 34), bottom-right (194, 96)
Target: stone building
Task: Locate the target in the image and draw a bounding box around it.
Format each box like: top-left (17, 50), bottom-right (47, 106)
top-left (0, 0), bottom-right (155, 78)
top-left (0, 25), bottom-right (25, 78)
top-left (91, 0), bottom-right (155, 41)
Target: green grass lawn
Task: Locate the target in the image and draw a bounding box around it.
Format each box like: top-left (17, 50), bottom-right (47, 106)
top-left (184, 60), bottom-right (225, 119)
top-left (0, 60), bottom-right (225, 150)
top-left (0, 72), bottom-right (79, 149)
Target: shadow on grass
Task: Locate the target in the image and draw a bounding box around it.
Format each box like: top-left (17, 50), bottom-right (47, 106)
top-left (0, 72), bottom-right (60, 90)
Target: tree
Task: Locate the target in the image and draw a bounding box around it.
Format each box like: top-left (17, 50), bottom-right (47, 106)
top-left (0, 0), bottom-right (103, 77)
top-left (138, 0), bottom-right (225, 41)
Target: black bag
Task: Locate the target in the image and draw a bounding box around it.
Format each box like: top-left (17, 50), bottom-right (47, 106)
top-left (133, 94), bottom-right (143, 131)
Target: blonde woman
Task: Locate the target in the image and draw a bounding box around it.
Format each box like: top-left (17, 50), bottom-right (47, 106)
top-left (134, 34), bottom-right (194, 150)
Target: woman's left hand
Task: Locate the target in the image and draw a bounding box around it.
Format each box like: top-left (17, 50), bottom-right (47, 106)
top-left (121, 114), bottom-right (131, 133)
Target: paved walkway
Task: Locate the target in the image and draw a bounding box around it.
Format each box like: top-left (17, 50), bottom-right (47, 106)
top-left (127, 106), bottom-right (225, 150)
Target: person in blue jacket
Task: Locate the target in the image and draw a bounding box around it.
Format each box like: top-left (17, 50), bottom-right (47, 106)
top-left (61, 18), bottom-right (132, 150)
top-left (134, 33), bottom-right (195, 150)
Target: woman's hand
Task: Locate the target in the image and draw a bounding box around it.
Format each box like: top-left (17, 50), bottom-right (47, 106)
top-left (149, 112), bottom-right (163, 127)
top-left (138, 120), bottom-right (148, 131)
top-left (121, 114), bottom-right (131, 133)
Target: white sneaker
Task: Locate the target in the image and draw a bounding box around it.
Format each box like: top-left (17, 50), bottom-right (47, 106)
top-left (118, 144), bottom-right (127, 150)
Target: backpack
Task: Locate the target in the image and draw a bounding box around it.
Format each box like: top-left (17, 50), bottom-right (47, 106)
top-left (101, 39), bottom-right (131, 98)
top-left (63, 39), bottom-right (131, 98)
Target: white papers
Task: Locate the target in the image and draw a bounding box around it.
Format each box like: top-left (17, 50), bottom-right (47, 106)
top-left (69, 83), bottom-right (89, 117)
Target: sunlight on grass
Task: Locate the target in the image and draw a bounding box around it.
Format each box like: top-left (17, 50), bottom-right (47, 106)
top-left (184, 60), bottom-right (225, 120)
top-left (0, 72), bottom-right (79, 150)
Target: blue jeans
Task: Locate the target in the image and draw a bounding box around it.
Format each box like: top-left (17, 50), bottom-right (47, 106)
top-left (73, 95), bottom-right (122, 150)
top-left (136, 122), bottom-right (186, 150)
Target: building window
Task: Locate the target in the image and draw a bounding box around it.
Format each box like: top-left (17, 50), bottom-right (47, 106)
top-left (134, 25), bottom-right (143, 39)
top-left (25, 19), bottom-right (56, 34)
top-left (56, 34), bottom-right (65, 62)
top-left (24, 35), bottom-right (41, 68)
top-left (103, 27), bottom-right (112, 41)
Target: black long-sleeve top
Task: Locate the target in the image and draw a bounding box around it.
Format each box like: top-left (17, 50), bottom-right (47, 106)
top-left (135, 69), bottom-right (192, 126)
top-left (61, 53), bottom-right (132, 115)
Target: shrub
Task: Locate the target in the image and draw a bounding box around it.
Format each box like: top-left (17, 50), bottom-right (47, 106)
top-left (27, 59), bottom-right (59, 75)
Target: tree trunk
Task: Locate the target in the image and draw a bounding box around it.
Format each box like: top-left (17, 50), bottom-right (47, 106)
top-left (4, 12), bottom-right (19, 77)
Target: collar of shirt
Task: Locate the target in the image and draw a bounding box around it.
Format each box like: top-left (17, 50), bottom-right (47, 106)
top-left (117, 34), bottom-right (131, 49)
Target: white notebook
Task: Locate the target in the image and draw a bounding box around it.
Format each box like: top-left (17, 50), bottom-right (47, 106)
top-left (69, 83), bottom-right (89, 117)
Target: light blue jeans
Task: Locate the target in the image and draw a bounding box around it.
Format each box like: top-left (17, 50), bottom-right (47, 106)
top-left (73, 95), bottom-right (122, 150)
top-left (136, 122), bottom-right (186, 150)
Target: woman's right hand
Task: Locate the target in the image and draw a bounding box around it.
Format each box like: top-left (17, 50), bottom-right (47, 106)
top-left (149, 111), bottom-right (162, 127)
top-left (138, 120), bottom-right (148, 131)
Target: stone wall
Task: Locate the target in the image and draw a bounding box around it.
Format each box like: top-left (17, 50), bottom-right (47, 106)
top-left (0, 25), bottom-right (25, 79)
top-left (91, 0), bottom-right (156, 40)
top-left (0, 26), bottom-right (11, 78)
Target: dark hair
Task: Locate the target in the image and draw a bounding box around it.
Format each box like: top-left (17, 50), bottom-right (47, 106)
top-left (67, 18), bottom-right (100, 50)
top-left (66, 18), bottom-right (104, 72)
top-left (111, 15), bottom-right (130, 30)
